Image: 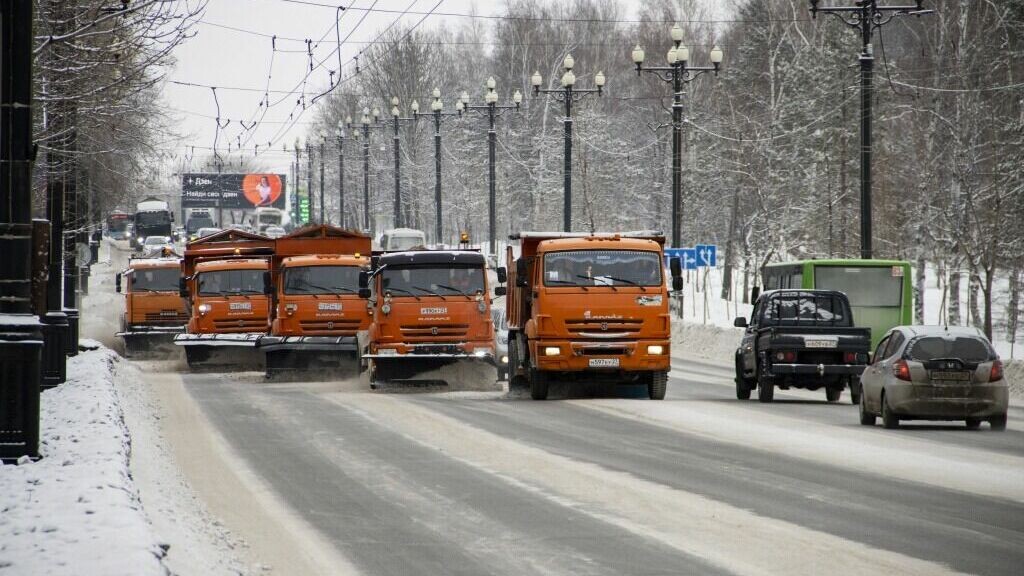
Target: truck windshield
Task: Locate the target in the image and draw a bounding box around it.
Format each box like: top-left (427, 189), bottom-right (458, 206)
top-left (381, 265), bottom-right (485, 296)
top-left (136, 212), bottom-right (170, 227)
top-left (907, 336), bottom-right (994, 363)
top-left (388, 235), bottom-right (425, 251)
top-left (814, 266), bottom-right (903, 307)
top-left (543, 250), bottom-right (662, 287)
top-left (761, 293), bottom-right (851, 326)
top-left (132, 268), bottom-right (179, 292)
top-left (198, 269), bottom-right (265, 296)
top-left (284, 266), bottom-right (359, 295)
top-left (187, 216), bottom-right (213, 233)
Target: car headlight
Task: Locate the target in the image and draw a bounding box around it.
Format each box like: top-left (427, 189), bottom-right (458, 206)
top-left (198, 303), bottom-right (211, 315)
top-left (647, 345), bottom-right (664, 355)
top-left (544, 346), bottom-right (560, 357)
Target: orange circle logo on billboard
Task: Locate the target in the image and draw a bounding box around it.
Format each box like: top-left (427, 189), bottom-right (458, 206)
top-left (242, 174), bottom-right (283, 207)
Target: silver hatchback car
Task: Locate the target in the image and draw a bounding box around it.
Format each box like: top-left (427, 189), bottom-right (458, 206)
top-left (859, 325), bottom-right (1008, 430)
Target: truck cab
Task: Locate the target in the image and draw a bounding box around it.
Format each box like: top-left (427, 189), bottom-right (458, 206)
top-left (506, 232), bottom-right (681, 400)
top-left (115, 256), bottom-right (187, 356)
top-left (360, 250), bottom-right (498, 388)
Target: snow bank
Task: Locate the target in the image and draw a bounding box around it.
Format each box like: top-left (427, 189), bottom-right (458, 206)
top-left (0, 346), bottom-right (168, 576)
top-left (671, 318), bottom-right (741, 365)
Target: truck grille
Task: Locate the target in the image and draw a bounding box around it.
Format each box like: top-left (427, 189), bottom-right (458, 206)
top-left (213, 318), bottom-right (267, 331)
top-left (299, 319), bottom-right (361, 334)
top-left (565, 318), bottom-right (642, 335)
top-left (144, 311), bottom-right (188, 323)
top-left (400, 323), bottom-right (469, 339)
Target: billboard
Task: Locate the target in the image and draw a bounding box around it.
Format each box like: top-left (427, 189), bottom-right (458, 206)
top-left (181, 173), bottom-right (287, 210)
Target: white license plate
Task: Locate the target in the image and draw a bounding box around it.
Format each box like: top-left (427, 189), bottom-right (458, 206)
top-left (318, 302), bottom-right (342, 311)
top-left (930, 371), bottom-right (970, 381)
top-left (804, 339), bottom-right (837, 349)
top-left (420, 307), bottom-right (447, 315)
top-left (588, 358), bottom-right (620, 368)
top-left (229, 302), bottom-right (252, 311)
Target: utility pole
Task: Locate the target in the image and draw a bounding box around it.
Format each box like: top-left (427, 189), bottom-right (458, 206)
top-left (306, 141), bottom-right (313, 225)
top-left (810, 0), bottom-right (933, 259)
top-left (631, 26), bottom-right (723, 248)
top-left (413, 88), bottom-right (462, 245)
top-left (319, 135), bottom-right (326, 224)
top-left (0, 0), bottom-right (44, 461)
top-left (389, 97), bottom-right (418, 229)
top-left (357, 107), bottom-right (384, 234)
top-left (461, 80), bottom-right (522, 253)
top-left (532, 56), bottom-right (605, 232)
top-left (336, 118), bottom-right (349, 227)
top-left (292, 138), bottom-right (301, 225)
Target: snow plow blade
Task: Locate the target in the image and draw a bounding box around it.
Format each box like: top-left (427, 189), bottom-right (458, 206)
top-left (364, 353), bottom-right (499, 391)
top-left (174, 333), bottom-right (264, 370)
top-left (258, 336), bottom-right (359, 378)
top-left (116, 326), bottom-right (184, 358)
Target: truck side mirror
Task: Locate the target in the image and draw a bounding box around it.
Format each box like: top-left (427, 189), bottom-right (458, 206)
top-left (672, 277), bottom-right (683, 291)
top-left (515, 259), bottom-right (528, 288)
top-left (494, 286), bottom-right (507, 297)
top-left (115, 273), bottom-right (122, 293)
top-left (670, 257), bottom-right (682, 278)
top-left (358, 270), bottom-right (369, 289)
top-left (751, 286), bottom-right (761, 302)
top-left (263, 272), bottom-right (273, 295)
top-left (496, 266), bottom-right (507, 284)
top-left (178, 276), bottom-right (189, 298)
top-left (733, 317), bottom-right (748, 328)
top-left (358, 288), bottom-right (371, 299)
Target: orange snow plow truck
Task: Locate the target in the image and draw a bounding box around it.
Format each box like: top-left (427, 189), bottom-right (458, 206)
top-left (506, 231), bottom-right (682, 400)
top-left (258, 225), bottom-right (373, 377)
top-left (358, 249), bottom-right (501, 389)
top-left (115, 254), bottom-right (188, 356)
top-left (174, 230), bottom-right (275, 369)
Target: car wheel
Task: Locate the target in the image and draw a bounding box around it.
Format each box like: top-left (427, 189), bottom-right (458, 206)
top-left (849, 377), bottom-right (862, 405)
top-left (757, 363), bottom-right (774, 403)
top-left (965, 418), bottom-right (982, 430)
top-left (990, 414), bottom-right (1007, 431)
top-left (825, 387), bottom-right (842, 403)
top-left (648, 371), bottom-right (668, 400)
top-left (881, 393), bottom-right (899, 429)
top-left (858, 392), bottom-right (876, 426)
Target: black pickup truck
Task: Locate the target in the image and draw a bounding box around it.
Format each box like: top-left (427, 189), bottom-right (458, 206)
top-left (734, 290), bottom-right (871, 404)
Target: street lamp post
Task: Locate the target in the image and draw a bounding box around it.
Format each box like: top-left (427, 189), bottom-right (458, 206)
top-left (532, 55), bottom-right (605, 232)
top-left (292, 138), bottom-right (301, 225)
top-left (810, 0), bottom-right (932, 259)
top-left (461, 78), bottom-right (522, 254)
top-left (305, 140), bottom-right (314, 225)
top-left (390, 97), bottom-right (419, 229)
top-left (413, 88), bottom-right (462, 245)
top-left (336, 118), bottom-right (350, 227)
top-left (319, 134), bottom-right (326, 224)
top-left (356, 107), bottom-right (384, 234)
top-left (631, 25), bottom-right (723, 248)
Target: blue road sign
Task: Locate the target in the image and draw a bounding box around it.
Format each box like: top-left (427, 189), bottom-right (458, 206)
top-left (681, 248), bottom-right (698, 270)
top-left (695, 244), bottom-right (717, 267)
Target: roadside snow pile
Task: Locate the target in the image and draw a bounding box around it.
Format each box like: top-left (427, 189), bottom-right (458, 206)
top-left (1005, 361), bottom-right (1024, 398)
top-left (0, 344), bottom-right (168, 576)
top-left (671, 318), bottom-right (740, 366)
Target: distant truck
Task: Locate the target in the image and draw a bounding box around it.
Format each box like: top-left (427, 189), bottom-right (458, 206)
top-left (185, 209), bottom-right (216, 241)
top-left (258, 225), bottom-right (373, 377)
top-left (253, 207), bottom-right (289, 235)
top-left (173, 230), bottom-right (275, 369)
top-left (379, 228), bottom-right (427, 252)
top-left (115, 256), bottom-right (188, 356)
top-left (133, 197), bottom-right (174, 248)
top-left (505, 231), bottom-right (681, 400)
top-left (358, 249), bottom-right (498, 389)
top-left (733, 289), bottom-right (871, 404)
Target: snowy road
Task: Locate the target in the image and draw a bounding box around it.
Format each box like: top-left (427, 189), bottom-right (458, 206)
top-left (146, 361), bottom-right (1023, 576)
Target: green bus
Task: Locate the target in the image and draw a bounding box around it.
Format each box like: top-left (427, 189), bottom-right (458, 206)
top-left (761, 259), bottom-right (913, 348)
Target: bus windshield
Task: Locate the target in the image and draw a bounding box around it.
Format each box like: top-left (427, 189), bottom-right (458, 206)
top-left (284, 266), bottom-right (360, 295)
top-left (543, 250), bottom-right (663, 287)
top-left (814, 266), bottom-right (903, 307)
top-left (381, 265), bottom-right (485, 296)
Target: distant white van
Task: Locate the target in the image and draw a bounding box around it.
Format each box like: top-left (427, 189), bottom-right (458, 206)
top-left (380, 228), bottom-right (427, 252)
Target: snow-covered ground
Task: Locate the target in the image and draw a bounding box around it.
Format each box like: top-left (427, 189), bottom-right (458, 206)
top-left (0, 344), bottom-right (168, 576)
top-left (670, 263), bottom-right (1024, 396)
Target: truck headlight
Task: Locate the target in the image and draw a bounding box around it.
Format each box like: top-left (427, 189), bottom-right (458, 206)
top-left (647, 345), bottom-right (664, 355)
top-left (381, 303), bottom-right (391, 315)
top-left (198, 304), bottom-right (211, 315)
top-left (284, 303), bottom-right (298, 315)
top-left (500, 355), bottom-right (509, 365)
top-left (477, 301), bottom-right (487, 313)
top-left (544, 346), bottom-right (560, 357)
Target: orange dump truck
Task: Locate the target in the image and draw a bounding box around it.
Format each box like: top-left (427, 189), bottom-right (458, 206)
top-left (506, 232), bottom-right (682, 400)
top-left (359, 249), bottom-right (501, 389)
top-left (115, 255), bottom-right (188, 356)
top-left (173, 230), bottom-right (275, 368)
top-left (258, 225), bottom-right (373, 377)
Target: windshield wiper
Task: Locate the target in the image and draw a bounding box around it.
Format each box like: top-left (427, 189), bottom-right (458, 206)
top-left (435, 284), bottom-right (472, 299)
top-left (548, 278), bottom-right (586, 290)
top-left (412, 285), bottom-right (447, 301)
top-left (577, 274), bottom-right (617, 291)
top-left (385, 286), bottom-right (420, 300)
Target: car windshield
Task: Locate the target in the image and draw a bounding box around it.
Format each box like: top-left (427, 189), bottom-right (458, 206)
top-left (132, 268), bottom-right (179, 292)
top-left (761, 292), bottom-right (851, 326)
top-left (198, 269), bottom-right (265, 296)
top-left (284, 266), bottom-right (360, 295)
top-left (543, 250), bottom-right (662, 287)
top-left (814, 265), bottom-right (903, 307)
top-left (144, 236), bottom-right (170, 246)
top-left (381, 265), bottom-right (485, 296)
top-left (907, 336), bottom-right (994, 363)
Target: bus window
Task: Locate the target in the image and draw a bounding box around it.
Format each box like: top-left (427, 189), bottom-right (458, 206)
top-left (813, 266), bottom-right (902, 307)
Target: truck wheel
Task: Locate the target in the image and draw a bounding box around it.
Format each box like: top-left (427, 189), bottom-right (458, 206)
top-left (508, 338), bottom-right (528, 392)
top-left (734, 354), bottom-right (752, 400)
top-left (529, 368), bottom-right (549, 400)
top-left (858, 393), bottom-right (876, 426)
top-left (965, 418), bottom-right (981, 430)
top-left (881, 393), bottom-right (899, 429)
top-left (757, 363), bottom-right (774, 403)
top-left (990, 414), bottom-right (1007, 431)
top-left (825, 387), bottom-right (842, 403)
top-left (648, 371), bottom-right (668, 400)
